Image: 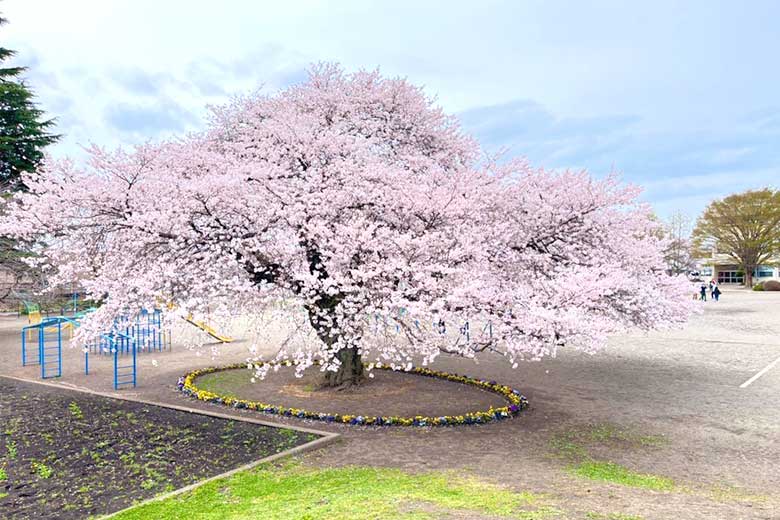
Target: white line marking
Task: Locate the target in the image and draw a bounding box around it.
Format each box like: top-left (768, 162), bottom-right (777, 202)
top-left (739, 355), bottom-right (780, 388)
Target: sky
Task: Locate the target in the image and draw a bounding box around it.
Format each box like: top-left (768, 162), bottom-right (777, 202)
top-left (3, 0), bottom-right (779, 219)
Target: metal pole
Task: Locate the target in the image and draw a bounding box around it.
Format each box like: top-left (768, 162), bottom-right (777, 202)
top-left (38, 325), bottom-right (45, 379)
top-left (57, 321), bottom-right (62, 377)
top-left (113, 339), bottom-right (118, 390)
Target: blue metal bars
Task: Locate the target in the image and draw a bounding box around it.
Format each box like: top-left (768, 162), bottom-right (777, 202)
top-left (21, 324), bottom-right (41, 366)
top-left (21, 318), bottom-right (65, 378)
top-left (89, 309), bottom-right (168, 356)
top-left (40, 321), bottom-right (63, 379)
top-left (111, 333), bottom-right (137, 389)
top-left (20, 312), bottom-right (153, 389)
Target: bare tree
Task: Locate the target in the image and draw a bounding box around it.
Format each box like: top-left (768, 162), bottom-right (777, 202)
top-left (662, 211), bottom-right (695, 276)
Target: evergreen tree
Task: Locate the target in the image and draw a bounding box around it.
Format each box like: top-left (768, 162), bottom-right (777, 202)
top-left (0, 15), bottom-right (58, 303)
top-left (0, 15), bottom-right (58, 191)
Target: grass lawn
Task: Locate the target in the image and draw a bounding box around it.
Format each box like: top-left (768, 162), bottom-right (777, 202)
top-left (111, 460), bottom-right (559, 520)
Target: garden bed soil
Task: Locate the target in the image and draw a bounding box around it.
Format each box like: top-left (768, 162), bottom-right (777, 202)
top-left (0, 377), bottom-right (320, 519)
top-left (192, 365), bottom-right (510, 418)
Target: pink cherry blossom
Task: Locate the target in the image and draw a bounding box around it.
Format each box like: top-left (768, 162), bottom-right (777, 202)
top-left (0, 64), bottom-right (695, 386)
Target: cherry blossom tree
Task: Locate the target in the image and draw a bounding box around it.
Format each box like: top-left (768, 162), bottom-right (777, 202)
top-left (0, 64), bottom-right (694, 387)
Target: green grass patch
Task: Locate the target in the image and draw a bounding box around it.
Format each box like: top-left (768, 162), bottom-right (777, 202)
top-left (0, 467), bottom-right (7, 481)
top-left (587, 424), bottom-right (666, 447)
top-left (550, 423), bottom-right (675, 492)
top-left (572, 461), bottom-right (674, 491)
top-left (68, 401), bottom-right (84, 420)
top-left (550, 423), bottom-right (667, 459)
top-left (6, 440), bottom-right (17, 459)
top-left (112, 461), bottom-right (558, 520)
top-left (709, 483), bottom-right (768, 503)
top-left (31, 460), bottom-right (54, 479)
top-left (548, 432), bottom-right (588, 460)
top-left (194, 370), bottom-right (249, 399)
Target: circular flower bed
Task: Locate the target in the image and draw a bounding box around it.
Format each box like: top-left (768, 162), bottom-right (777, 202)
top-left (177, 362), bottom-right (529, 427)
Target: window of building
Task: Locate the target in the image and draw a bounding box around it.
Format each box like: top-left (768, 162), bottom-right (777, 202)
top-left (718, 271), bottom-right (744, 284)
top-left (700, 267), bottom-right (713, 276)
top-left (755, 266), bottom-right (775, 278)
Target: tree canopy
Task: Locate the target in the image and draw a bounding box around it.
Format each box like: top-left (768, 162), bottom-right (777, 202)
top-left (0, 15), bottom-right (58, 191)
top-left (692, 189), bottom-right (780, 287)
top-left (0, 64), bottom-right (693, 386)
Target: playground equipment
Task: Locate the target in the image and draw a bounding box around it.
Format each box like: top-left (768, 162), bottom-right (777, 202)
top-left (14, 287), bottom-right (89, 320)
top-left (24, 309), bottom-right (43, 343)
top-left (163, 300), bottom-right (232, 343)
top-left (184, 315), bottom-right (233, 343)
top-left (372, 311), bottom-right (493, 348)
top-left (27, 310), bottom-right (42, 325)
top-left (21, 316), bottom-right (80, 379)
top-left (87, 309), bottom-right (171, 355)
top-left (90, 332), bottom-right (138, 389)
top-left (15, 290), bottom-right (41, 317)
top-left (21, 308), bottom-right (171, 390)
top-left (86, 309), bottom-right (171, 389)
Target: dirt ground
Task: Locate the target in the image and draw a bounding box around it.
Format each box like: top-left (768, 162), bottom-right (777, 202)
top-left (0, 378), bottom-right (317, 519)
top-left (1, 288), bottom-right (778, 520)
top-left (192, 365), bottom-right (510, 418)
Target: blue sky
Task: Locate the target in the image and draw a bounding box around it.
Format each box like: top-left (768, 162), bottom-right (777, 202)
top-left (3, 0), bottom-right (779, 218)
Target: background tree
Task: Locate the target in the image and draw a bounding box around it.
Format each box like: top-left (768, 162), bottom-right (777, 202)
top-left (0, 65), bottom-right (694, 386)
top-left (663, 211), bottom-right (695, 276)
top-left (0, 14), bottom-right (59, 308)
top-left (0, 15), bottom-right (58, 192)
top-left (692, 189), bottom-right (780, 287)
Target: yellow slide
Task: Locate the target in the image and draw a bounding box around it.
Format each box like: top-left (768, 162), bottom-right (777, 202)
top-left (183, 316), bottom-right (233, 343)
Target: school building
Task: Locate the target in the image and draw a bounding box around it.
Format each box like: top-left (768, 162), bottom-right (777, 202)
top-left (697, 253), bottom-right (780, 284)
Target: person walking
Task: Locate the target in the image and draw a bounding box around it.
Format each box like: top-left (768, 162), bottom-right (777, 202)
top-left (713, 285), bottom-right (721, 301)
top-left (700, 283), bottom-right (707, 301)
top-left (710, 280), bottom-right (717, 299)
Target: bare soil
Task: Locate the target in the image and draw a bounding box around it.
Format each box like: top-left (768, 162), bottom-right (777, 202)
top-left (0, 378), bottom-right (318, 520)
top-left (192, 365), bottom-right (509, 417)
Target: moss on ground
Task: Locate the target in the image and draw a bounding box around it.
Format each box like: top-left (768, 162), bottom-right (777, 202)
top-left (112, 461), bottom-right (559, 520)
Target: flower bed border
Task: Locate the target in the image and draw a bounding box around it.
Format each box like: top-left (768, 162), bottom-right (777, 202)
top-left (177, 362), bottom-right (529, 427)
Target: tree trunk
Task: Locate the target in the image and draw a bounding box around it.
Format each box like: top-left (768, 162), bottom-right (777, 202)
top-left (323, 346), bottom-right (364, 388)
top-left (304, 298), bottom-right (365, 388)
